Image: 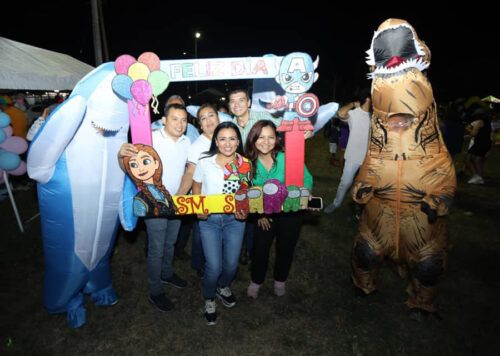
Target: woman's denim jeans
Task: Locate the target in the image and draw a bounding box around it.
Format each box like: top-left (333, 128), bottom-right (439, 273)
top-left (199, 214), bottom-right (245, 299)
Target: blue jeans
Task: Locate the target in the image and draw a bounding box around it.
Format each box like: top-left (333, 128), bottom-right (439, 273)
top-left (199, 214), bottom-right (245, 299)
top-left (191, 221), bottom-right (205, 271)
top-left (144, 217), bottom-right (181, 295)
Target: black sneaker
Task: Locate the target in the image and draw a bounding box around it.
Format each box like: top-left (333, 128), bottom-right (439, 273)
top-left (216, 286), bottom-right (236, 308)
top-left (148, 293), bottom-right (174, 312)
top-left (204, 299), bottom-right (217, 325)
top-left (161, 273), bottom-right (187, 288)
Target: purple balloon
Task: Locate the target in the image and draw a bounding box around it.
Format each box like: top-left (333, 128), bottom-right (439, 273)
top-left (130, 80), bottom-right (152, 106)
top-left (8, 160), bottom-right (27, 176)
top-left (0, 136), bottom-right (28, 154)
top-left (3, 126), bottom-right (13, 137)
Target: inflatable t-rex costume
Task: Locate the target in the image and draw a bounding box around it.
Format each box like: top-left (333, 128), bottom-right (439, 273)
top-left (351, 19), bottom-right (457, 313)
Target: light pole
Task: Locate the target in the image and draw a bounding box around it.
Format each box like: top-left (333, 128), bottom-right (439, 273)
top-left (194, 32), bottom-right (201, 97)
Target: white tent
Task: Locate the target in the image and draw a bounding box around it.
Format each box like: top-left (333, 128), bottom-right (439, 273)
top-left (0, 37), bottom-right (94, 90)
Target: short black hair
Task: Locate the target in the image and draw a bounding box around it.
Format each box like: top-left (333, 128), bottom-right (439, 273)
top-left (357, 87), bottom-right (371, 103)
top-left (228, 88), bottom-right (249, 100)
top-left (164, 103), bottom-right (186, 116)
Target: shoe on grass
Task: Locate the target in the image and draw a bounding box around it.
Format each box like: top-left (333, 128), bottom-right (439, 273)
top-left (148, 293), bottom-right (174, 312)
top-left (247, 282), bottom-right (261, 299)
top-left (274, 281), bottom-right (286, 297)
top-left (216, 286), bottom-right (236, 308)
top-left (204, 299), bottom-right (217, 325)
top-left (161, 273), bottom-right (187, 288)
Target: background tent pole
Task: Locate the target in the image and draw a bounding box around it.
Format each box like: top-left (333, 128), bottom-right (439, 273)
top-left (3, 171), bottom-right (24, 233)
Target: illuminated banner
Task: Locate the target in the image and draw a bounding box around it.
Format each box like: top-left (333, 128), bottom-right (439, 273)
top-left (160, 57), bottom-right (283, 82)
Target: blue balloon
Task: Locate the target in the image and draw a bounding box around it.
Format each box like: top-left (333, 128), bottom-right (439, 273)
top-left (111, 74), bottom-right (133, 101)
top-left (0, 112), bottom-right (11, 127)
top-left (0, 149), bottom-right (21, 170)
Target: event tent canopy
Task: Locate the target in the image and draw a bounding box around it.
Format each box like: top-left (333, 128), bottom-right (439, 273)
top-left (0, 37), bottom-right (94, 90)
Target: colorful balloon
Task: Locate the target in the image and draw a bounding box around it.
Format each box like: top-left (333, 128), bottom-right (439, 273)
top-left (114, 54), bottom-right (136, 75)
top-left (0, 150), bottom-right (21, 170)
top-left (131, 80), bottom-right (152, 106)
top-left (8, 160), bottom-right (27, 176)
top-left (0, 111), bottom-right (10, 127)
top-left (128, 62), bottom-right (150, 81)
top-left (3, 125), bottom-right (13, 138)
top-left (111, 74), bottom-right (133, 101)
top-left (148, 70), bottom-right (170, 96)
top-left (0, 136), bottom-right (28, 154)
top-left (138, 52), bottom-right (161, 71)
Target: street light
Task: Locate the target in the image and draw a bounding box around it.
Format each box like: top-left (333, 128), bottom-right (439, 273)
top-left (194, 32), bottom-right (201, 96)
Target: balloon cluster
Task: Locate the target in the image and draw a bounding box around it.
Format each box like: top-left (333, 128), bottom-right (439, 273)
top-left (0, 112), bottom-right (28, 184)
top-left (111, 52), bottom-right (169, 112)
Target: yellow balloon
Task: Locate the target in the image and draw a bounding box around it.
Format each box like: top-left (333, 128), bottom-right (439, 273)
top-left (128, 62), bottom-right (150, 81)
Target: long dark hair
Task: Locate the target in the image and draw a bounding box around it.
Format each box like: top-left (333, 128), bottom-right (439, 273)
top-left (244, 120), bottom-right (283, 177)
top-left (202, 121), bottom-right (244, 158)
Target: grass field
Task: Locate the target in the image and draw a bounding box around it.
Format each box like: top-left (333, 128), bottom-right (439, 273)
top-left (1, 133), bottom-right (499, 355)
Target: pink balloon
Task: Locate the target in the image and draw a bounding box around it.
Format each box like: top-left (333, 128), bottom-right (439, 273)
top-left (115, 54), bottom-right (136, 75)
top-left (131, 80), bottom-right (152, 106)
top-left (3, 126), bottom-right (13, 137)
top-left (138, 52), bottom-right (161, 71)
top-left (8, 160), bottom-right (26, 176)
top-left (0, 136), bottom-right (28, 154)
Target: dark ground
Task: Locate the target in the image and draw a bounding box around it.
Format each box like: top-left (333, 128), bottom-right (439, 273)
top-left (1, 134), bottom-right (499, 355)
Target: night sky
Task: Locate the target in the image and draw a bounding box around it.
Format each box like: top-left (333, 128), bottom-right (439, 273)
top-left (2, 1), bottom-right (499, 103)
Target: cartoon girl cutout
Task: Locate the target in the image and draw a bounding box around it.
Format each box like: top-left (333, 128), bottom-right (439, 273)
top-left (123, 144), bottom-right (176, 217)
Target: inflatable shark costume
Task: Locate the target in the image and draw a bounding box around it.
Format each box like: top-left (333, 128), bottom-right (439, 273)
top-left (28, 63), bottom-right (132, 328)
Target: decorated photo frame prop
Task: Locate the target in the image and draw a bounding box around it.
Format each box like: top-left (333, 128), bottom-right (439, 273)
top-left (113, 52), bottom-right (327, 215)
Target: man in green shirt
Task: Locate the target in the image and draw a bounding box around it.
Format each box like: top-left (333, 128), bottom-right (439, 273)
top-left (228, 89), bottom-right (312, 145)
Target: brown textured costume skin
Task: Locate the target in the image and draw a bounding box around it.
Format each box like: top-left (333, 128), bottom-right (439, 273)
top-left (351, 19), bottom-right (457, 312)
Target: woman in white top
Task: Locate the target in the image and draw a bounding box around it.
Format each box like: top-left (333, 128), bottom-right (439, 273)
top-left (192, 121), bottom-right (250, 325)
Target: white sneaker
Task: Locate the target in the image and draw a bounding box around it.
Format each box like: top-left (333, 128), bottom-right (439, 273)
top-left (216, 286), bottom-right (236, 308)
top-left (468, 175), bottom-right (484, 184)
top-left (467, 175), bottom-right (480, 184)
top-left (472, 176), bottom-right (485, 184)
top-left (204, 299), bottom-right (217, 325)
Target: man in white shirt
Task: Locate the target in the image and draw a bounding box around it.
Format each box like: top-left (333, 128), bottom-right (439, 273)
top-left (151, 95), bottom-right (200, 143)
top-left (325, 90), bottom-right (371, 213)
top-left (118, 103), bottom-right (191, 312)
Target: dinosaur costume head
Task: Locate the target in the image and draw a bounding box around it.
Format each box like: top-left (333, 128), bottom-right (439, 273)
top-left (367, 19), bottom-right (433, 119)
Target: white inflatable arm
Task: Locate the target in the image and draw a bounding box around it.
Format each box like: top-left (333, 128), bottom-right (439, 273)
top-left (27, 96), bottom-right (87, 184)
